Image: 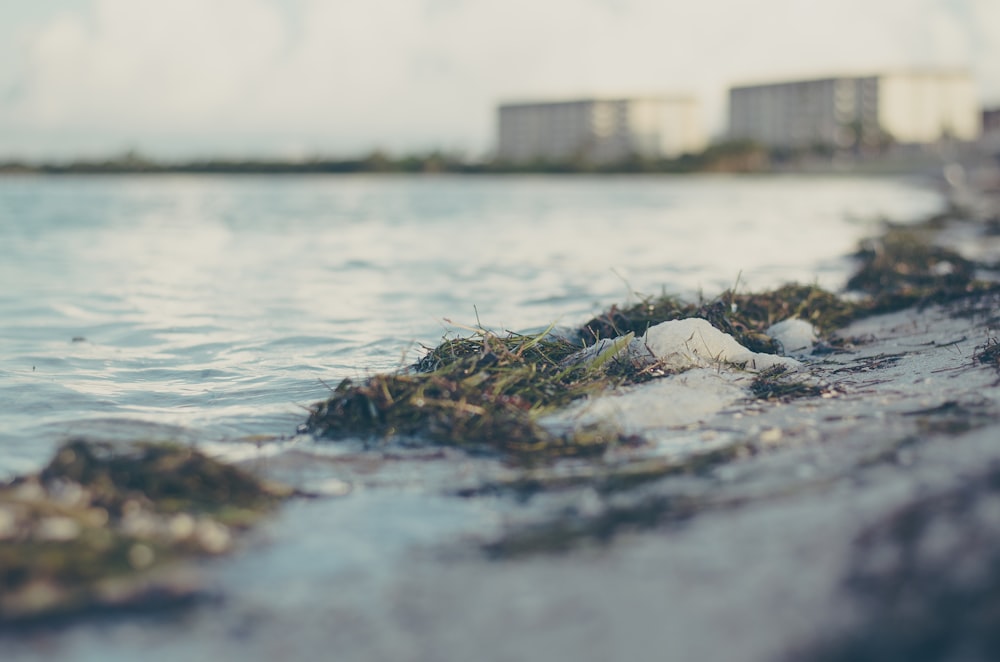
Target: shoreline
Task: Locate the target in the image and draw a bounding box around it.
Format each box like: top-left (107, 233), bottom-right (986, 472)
top-left (2, 139), bottom-right (994, 178)
top-left (3, 181), bottom-right (1000, 659)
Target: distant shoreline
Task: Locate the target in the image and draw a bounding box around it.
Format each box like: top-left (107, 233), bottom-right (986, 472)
top-left (0, 151), bottom-right (754, 176)
top-left (0, 151), bottom-right (971, 179)
top-left (3, 141), bottom-right (959, 177)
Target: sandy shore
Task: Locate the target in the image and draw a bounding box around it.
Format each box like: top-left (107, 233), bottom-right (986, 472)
top-left (5, 180), bottom-right (1000, 661)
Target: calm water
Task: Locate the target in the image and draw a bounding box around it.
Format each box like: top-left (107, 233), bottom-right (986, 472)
top-left (1, 173), bottom-right (959, 661)
top-left (0, 174), bottom-right (942, 477)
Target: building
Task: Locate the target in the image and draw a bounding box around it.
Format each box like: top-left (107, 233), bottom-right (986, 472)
top-left (728, 71), bottom-right (980, 151)
top-left (497, 96), bottom-right (705, 165)
top-left (984, 107), bottom-right (1000, 136)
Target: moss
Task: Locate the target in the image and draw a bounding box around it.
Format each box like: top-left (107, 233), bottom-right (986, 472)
top-left (0, 440), bottom-right (290, 623)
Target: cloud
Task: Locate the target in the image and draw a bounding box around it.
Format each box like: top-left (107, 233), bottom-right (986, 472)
top-left (0, 0), bottom-right (994, 157)
top-left (16, 0), bottom-right (285, 127)
top-left (969, 0), bottom-right (1000, 104)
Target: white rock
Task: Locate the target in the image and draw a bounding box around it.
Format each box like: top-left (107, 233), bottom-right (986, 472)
top-left (766, 318), bottom-right (818, 356)
top-left (633, 318), bottom-right (800, 372)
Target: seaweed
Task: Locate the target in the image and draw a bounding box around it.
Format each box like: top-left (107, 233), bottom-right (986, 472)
top-left (578, 293), bottom-right (692, 344)
top-left (726, 284), bottom-right (859, 336)
top-left (749, 365), bottom-right (825, 401)
top-left (307, 329), bottom-right (634, 457)
top-left (305, 203), bottom-right (1000, 459)
top-left (973, 336), bottom-right (1000, 370)
top-left (305, 283), bottom-right (876, 455)
top-left (830, 352), bottom-right (907, 374)
top-left (579, 284), bottom-right (856, 352)
top-left (846, 225), bottom-right (995, 312)
top-left (0, 440), bottom-right (290, 623)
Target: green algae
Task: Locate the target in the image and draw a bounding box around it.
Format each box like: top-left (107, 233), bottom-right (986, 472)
top-left (0, 439), bottom-right (290, 623)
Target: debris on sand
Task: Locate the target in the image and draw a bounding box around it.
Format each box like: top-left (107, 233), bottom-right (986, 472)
top-left (0, 439), bottom-right (291, 623)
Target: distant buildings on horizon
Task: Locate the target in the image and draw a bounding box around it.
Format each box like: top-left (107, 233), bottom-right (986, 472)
top-left (496, 69), bottom-right (987, 165)
top-left (496, 96), bottom-right (704, 165)
top-left (729, 70), bottom-right (979, 152)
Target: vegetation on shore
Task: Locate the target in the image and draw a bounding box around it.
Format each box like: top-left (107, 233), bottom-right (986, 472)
top-left (4, 191), bottom-right (998, 623)
top-left (0, 440), bottom-right (291, 623)
top-left (306, 208), bottom-right (1000, 457)
top-left (305, 282), bottom-right (867, 458)
top-left (0, 142), bottom-right (771, 176)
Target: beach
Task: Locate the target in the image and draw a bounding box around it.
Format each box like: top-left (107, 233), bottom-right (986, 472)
top-left (3, 173), bottom-right (1000, 660)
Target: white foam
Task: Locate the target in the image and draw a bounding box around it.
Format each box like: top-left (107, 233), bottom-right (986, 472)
top-left (542, 368), bottom-right (748, 435)
top-left (632, 318), bottom-right (801, 372)
top-left (543, 318), bottom-right (805, 442)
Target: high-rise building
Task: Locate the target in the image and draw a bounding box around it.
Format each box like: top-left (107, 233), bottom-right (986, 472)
top-left (728, 71), bottom-right (980, 150)
top-left (497, 96), bottom-right (704, 165)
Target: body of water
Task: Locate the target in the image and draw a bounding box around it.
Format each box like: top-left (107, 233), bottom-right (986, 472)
top-left (0, 174), bottom-right (942, 477)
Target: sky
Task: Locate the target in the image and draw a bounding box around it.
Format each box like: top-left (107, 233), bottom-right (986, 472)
top-left (1, 0), bottom-right (998, 160)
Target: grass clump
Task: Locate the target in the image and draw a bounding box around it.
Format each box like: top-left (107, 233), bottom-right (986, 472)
top-left (726, 284), bottom-right (858, 336)
top-left (307, 329), bottom-right (638, 457)
top-left (846, 225), bottom-right (992, 312)
top-left (307, 284), bottom-right (863, 454)
top-left (580, 283), bottom-right (854, 351)
top-left (0, 439), bottom-right (291, 623)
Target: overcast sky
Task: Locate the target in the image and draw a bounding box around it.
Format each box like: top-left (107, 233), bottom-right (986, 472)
top-left (1, 0), bottom-right (997, 160)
